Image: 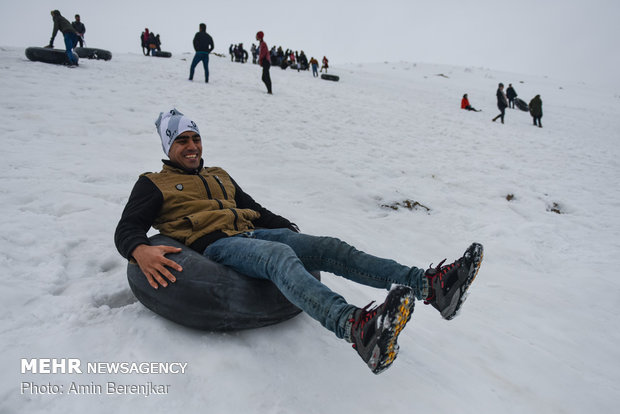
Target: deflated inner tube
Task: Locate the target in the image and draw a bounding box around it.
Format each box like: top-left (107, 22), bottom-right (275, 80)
top-left (152, 51), bottom-right (172, 58)
top-left (75, 47), bottom-right (112, 61)
top-left (514, 98), bottom-right (529, 112)
top-left (25, 47), bottom-right (78, 65)
top-left (127, 234), bottom-right (320, 331)
top-left (320, 74), bottom-right (340, 82)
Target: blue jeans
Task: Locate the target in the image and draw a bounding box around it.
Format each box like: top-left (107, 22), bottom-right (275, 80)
top-left (64, 32), bottom-right (79, 64)
top-left (189, 52), bottom-right (210, 82)
top-left (203, 228), bottom-right (426, 339)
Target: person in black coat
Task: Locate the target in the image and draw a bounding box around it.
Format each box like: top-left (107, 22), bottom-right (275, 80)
top-left (506, 84), bottom-right (517, 108)
top-left (71, 14), bottom-right (85, 48)
top-left (492, 83), bottom-right (508, 124)
top-left (298, 51), bottom-right (309, 70)
top-left (189, 23), bottom-right (214, 83)
top-left (529, 95), bottom-right (543, 128)
top-left (147, 32), bottom-right (158, 55)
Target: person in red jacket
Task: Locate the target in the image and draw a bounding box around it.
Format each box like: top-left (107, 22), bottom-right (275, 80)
top-left (256, 31), bottom-right (272, 94)
top-left (461, 94), bottom-right (481, 112)
top-left (141, 28), bottom-right (150, 55)
top-left (321, 56), bottom-right (329, 73)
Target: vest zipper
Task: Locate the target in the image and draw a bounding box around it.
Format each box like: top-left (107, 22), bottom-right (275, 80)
top-left (197, 174), bottom-right (223, 209)
top-left (214, 175), bottom-right (238, 229)
top-left (199, 172), bottom-right (236, 228)
top-left (213, 176), bottom-right (229, 199)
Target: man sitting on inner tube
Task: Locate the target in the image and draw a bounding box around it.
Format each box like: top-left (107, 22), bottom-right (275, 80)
top-left (114, 109), bottom-right (484, 375)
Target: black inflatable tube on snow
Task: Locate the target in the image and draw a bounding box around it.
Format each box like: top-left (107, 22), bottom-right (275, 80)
top-left (25, 47), bottom-right (78, 65)
top-left (75, 47), bottom-right (112, 61)
top-left (152, 51), bottom-right (172, 58)
top-left (127, 234), bottom-right (320, 331)
top-left (321, 73), bottom-right (340, 82)
top-left (514, 98), bottom-right (529, 112)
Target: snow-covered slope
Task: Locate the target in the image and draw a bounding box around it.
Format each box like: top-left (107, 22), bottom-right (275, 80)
top-left (1, 46), bottom-right (619, 414)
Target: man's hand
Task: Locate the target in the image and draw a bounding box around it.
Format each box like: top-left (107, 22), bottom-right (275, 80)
top-left (131, 244), bottom-right (183, 289)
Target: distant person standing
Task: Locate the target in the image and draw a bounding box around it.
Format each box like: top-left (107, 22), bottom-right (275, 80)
top-left (148, 32), bottom-right (158, 55)
top-left (71, 14), bottom-right (85, 48)
top-left (251, 43), bottom-right (258, 64)
top-left (506, 83), bottom-right (517, 109)
top-left (492, 83), bottom-right (508, 124)
top-left (529, 95), bottom-right (543, 128)
top-left (298, 51), bottom-right (308, 70)
top-left (141, 28), bottom-right (151, 55)
top-left (256, 31), bottom-right (272, 94)
top-left (47, 9), bottom-right (79, 66)
top-left (310, 57), bottom-right (319, 77)
top-left (238, 43), bottom-right (248, 63)
top-left (321, 56), bottom-right (329, 73)
top-left (189, 23), bottom-right (214, 83)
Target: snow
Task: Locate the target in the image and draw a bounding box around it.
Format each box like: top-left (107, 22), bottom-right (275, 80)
top-left (1, 46), bottom-right (619, 413)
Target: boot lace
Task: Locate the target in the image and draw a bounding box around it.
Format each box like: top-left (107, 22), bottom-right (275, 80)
top-left (424, 259), bottom-right (458, 304)
top-left (350, 301), bottom-right (378, 346)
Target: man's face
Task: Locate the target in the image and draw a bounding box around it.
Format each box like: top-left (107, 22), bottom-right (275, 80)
top-left (168, 131), bottom-right (202, 170)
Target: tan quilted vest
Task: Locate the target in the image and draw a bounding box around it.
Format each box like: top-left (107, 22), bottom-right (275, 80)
top-left (144, 165), bottom-right (260, 246)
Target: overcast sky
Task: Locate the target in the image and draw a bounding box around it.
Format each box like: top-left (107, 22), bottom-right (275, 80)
top-left (2, 0), bottom-right (619, 88)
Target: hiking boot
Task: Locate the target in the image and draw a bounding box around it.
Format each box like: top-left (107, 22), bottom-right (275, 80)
top-left (349, 285), bottom-right (415, 374)
top-left (424, 243), bottom-right (484, 320)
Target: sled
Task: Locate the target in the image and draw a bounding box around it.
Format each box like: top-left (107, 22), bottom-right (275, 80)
top-left (289, 63), bottom-right (309, 71)
top-left (514, 97), bottom-right (529, 112)
top-left (25, 47), bottom-right (78, 65)
top-left (321, 74), bottom-right (340, 82)
top-left (127, 235), bottom-right (320, 331)
top-left (152, 51), bottom-right (172, 58)
top-left (75, 47), bottom-right (112, 61)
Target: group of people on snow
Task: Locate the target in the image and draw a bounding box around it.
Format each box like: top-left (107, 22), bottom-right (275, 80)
top-left (463, 83), bottom-right (543, 128)
top-left (492, 83), bottom-right (543, 127)
top-left (171, 25), bottom-right (320, 94)
top-left (45, 11), bottom-right (543, 125)
top-left (229, 43), bottom-right (249, 63)
top-left (250, 32), bottom-right (329, 94)
top-left (240, 43), bottom-right (328, 75)
top-left (217, 31), bottom-right (328, 93)
top-left (140, 28), bottom-right (162, 56)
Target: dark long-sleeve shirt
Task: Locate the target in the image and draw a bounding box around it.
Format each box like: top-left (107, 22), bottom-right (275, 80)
top-left (193, 32), bottom-right (214, 53)
top-left (115, 160), bottom-right (296, 260)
